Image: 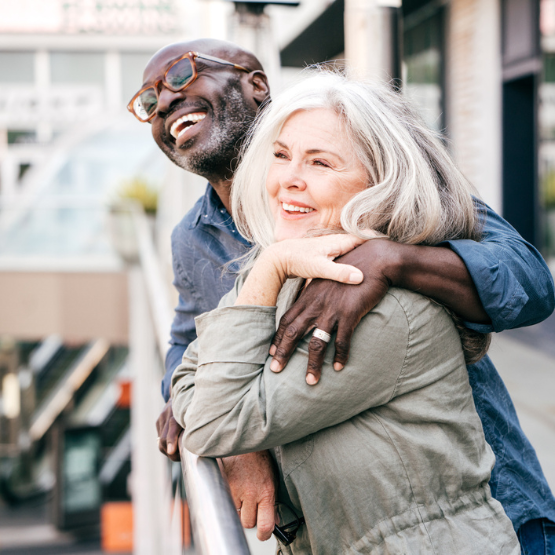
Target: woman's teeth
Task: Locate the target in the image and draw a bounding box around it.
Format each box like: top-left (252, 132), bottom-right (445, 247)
top-left (282, 202), bottom-right (314, 213)
top-left (170, 113), bottom-right (206, 139)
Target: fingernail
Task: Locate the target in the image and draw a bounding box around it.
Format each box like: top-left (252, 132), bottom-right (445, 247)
top-left (349, 271), bottom-right (363, 284)
top-left (334, 362), bottom-right (344, 371)
top-left (270, 359), bottom-right (280, 372)
top-left (269, 345), bottom-right (276, 356)
top-left (167, 443), bottom-right (174, 453)
top-left (306, 374), bottom-right (318, 385)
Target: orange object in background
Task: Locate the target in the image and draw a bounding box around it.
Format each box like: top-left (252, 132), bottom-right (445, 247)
top-left (101, 502), bottom-right (133, 553)
top-left (117, 380), bottom-right (132, 408)
top-left (179, 500), bottom-right (192, 548)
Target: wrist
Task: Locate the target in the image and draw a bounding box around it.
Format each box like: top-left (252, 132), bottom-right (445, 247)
top-left (235, 245), bottom-right (287, 306)
top-left (387, 242), bottom-right (433, 290)
top-left (259, 244), bottom-right (288, 286)
top-left (365, 239), bottom-right (407, 288)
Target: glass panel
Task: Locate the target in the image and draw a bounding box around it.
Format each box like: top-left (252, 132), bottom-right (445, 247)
top-left (0, 51), bottom-right (34, 83)
top-left (121, 52), bottom-right (155, 106)
top-left (7, 130), bottom-right (36, 145)
top-left (50, 51), bottom-right (104, 85)
top-left (0, 123), bottom-right (165, 259)
top-left (403, 12), bottom-right (444, 132)
top-left (63, 429), bottom-right (101, 514)
top-left (540, 0), bottom-right (555, 260)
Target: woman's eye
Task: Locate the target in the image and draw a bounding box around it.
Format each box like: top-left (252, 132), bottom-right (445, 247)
top-left (273, 151), bottom-right (288, 159)
top-left (313, 159), bottom-right (330, 167)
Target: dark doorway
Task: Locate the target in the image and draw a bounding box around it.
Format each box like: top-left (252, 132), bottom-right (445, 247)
top-left (502, 75), bottom-right (539, 245)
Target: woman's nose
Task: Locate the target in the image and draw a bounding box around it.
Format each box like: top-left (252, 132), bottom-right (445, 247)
top-left (280, 162), bottom-right (307, 191)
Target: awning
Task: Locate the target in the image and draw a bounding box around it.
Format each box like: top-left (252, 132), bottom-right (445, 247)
top-left (280, 0), bottom-right (345, 67)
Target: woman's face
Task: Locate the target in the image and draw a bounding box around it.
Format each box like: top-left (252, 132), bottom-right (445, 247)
top-left (266, 108), bottom-right (368, 242)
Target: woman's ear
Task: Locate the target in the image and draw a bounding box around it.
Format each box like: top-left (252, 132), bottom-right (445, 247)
top-left (248, 70), bottom-right (270, 105)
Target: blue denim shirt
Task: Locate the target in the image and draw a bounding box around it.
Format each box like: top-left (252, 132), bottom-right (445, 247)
top-left (164, 183), bottom-right (555, 531)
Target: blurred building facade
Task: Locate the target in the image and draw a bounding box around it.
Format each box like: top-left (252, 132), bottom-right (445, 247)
top-left (0, 1), bottom-right (553, 552)
top-left (276, 0), bottom-right (555, 265)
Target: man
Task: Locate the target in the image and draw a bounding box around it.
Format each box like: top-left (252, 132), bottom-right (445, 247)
top-left (131, 39), bottom-right (555, 550)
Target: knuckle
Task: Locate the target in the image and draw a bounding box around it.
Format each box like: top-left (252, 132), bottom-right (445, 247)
top-left (309, 338), bottom-right (326, 354)
top-left (284, 324), bottom-right (299, 339)
top-left (274, 346), bottom-right (289, 360)
top-left (279, 313), bottom-right (293, 327)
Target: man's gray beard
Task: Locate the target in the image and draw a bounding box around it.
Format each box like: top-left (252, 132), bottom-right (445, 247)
top-left (165, 81), bottom-right (256, 178)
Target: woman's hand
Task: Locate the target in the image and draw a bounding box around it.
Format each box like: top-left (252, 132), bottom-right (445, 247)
top-left (235, 234), bottom-right (368, 308)
top-left (266, 234), bottom-right (367, 284)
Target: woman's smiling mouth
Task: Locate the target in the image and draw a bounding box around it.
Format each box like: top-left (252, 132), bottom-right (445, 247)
top-left (282, 202), bottom-right (315, 213)
top-left (280, 202), bottom-right (316, 219)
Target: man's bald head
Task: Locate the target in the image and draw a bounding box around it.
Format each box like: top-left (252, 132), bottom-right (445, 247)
top-left (144, 39), bottom-right (264, 83)
top-left (141, 39), bottom-right (270, 185)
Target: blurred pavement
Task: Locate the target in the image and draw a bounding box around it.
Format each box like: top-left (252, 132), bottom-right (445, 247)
top-left (489, 319), bottom-right (555, 491)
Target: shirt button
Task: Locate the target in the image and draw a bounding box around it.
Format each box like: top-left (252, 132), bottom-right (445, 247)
top-left (232, 230), bottom-right (236, 233)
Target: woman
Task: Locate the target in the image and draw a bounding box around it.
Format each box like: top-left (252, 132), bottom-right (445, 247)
top-left (171, 71), bottom-right (519, 554)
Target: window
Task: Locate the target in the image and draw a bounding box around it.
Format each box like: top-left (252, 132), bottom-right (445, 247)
top-left (7, 130), bottom-right (36, 145)
top-left (0, 51), bottom-right (34, 83)
top-left (50, 52), bottom-right (104, 85)
top-left (121, 52), bottom-right (156, 106)
top-left (403, 11), bottom-right (445, 132)
top-left (540, 1), bottom-right (555, 260)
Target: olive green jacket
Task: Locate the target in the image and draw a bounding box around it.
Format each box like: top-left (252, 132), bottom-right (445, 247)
top-left (172, 278), bottom-right (519, 555)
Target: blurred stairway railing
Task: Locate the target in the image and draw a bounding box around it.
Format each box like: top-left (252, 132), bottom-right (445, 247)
top-left (29, 339), bottom-right (110, 442)
top-left (130, 205), bottom-right (251, 555)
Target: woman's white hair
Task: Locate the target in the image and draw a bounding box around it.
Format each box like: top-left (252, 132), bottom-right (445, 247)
top-left (231, 68), bottom-right (480, 250)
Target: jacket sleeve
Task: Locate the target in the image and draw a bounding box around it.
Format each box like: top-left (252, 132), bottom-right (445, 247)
top-left (440, 201), bottom-right (555, 333)
top-left (172, 287), bottom-right (462, 458)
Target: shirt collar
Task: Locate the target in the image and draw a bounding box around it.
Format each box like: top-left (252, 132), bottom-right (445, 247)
top-left (190, 183), bottom-right (251, 246)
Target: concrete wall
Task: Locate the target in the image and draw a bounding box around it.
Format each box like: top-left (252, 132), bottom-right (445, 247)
top-left (0, 271), bottom-right (128, 344)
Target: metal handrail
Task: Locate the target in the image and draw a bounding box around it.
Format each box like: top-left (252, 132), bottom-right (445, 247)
top-left (132, 206), bottom-right (251, 555)
top-left (179, 445), bottom-right (251, 554)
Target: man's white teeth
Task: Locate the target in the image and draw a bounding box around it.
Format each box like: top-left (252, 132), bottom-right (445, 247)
top-left (170, 113), bottom-right (206, 139)
top-left (282, 202), bottom-right (314, 213)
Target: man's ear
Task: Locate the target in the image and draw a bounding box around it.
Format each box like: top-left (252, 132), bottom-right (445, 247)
top-left (248, 71), bottom-right (270, 105)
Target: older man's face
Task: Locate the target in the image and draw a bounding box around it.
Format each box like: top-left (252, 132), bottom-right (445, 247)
top-left (142, 44), bottom-right (259, 178)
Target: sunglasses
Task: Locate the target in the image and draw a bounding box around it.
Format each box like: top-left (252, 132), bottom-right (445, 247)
top-left (127, 51), bottom-right (251, 123)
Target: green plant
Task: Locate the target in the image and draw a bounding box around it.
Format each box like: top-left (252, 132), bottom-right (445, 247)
top-left (115, 177), bottom-right (158, 215)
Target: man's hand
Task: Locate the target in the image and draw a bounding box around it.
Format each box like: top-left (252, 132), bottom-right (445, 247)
top-left (156, 398), bottom-right (183, 462)
top-left (271, 239), bottom-right (392, 384)
top-left (219, 451), bottom-right (278, 541)
top-left (270, 238), bottom-right (489, 384)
